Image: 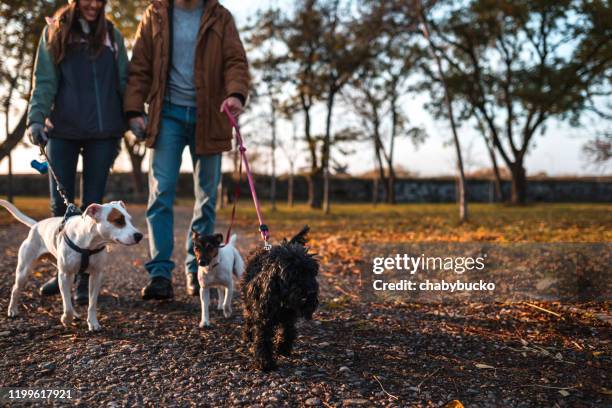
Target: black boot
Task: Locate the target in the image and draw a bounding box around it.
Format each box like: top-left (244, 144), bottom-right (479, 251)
top-left (74, 273), bottom-right (89, 306)
top-left (40, 275), bottom-right (60, 296)
top-left (186, 272), bottom-right (200, 296)
top-left (142, 277), bottom-right (174, 300)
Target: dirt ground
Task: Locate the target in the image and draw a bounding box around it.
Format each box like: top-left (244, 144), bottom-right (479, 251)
top-left (0, 205), bottom-right (610, 407)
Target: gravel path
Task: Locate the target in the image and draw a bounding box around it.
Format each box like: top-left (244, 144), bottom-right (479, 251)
top-left (0, 206), bottom-right (609, 407)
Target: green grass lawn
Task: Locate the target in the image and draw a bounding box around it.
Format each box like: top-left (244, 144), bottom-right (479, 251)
top-left (2, 197), bottom-right (610, 242)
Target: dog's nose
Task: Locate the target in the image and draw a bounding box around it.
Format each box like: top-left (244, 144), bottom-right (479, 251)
top-left (134, 232), bottom-right (143, 243)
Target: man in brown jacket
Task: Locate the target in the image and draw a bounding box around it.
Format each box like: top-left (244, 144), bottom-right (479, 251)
top-left (124, 0), bottom-right (249, 300)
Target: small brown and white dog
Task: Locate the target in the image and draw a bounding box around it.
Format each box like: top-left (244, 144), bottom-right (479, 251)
top-left (0, 200), bottom-right (142, 331)
top-left (192, 231), bottom-right (244, 328)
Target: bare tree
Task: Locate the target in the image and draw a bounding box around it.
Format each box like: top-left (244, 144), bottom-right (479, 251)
top-left (416, 0), bottom-right (468, 222)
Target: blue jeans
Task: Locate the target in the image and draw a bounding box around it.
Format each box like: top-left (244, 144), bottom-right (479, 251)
top-left (146, 102), bottom-right (221, 280)
top-left (46, 137), bottom-right (121, 217)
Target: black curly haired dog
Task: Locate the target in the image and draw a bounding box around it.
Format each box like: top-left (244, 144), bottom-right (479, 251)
top-left (241, 226), bottom-right (319, 371)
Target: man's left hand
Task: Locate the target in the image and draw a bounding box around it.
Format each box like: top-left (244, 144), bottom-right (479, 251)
top-left (220, 96), bottom-right (243, 118)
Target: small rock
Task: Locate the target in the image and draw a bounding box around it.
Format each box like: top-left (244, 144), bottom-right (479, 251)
top-left (305, 397), bottom-right (321, 406)
top-left (342, 398), bottom-right (369, 406)
top-left (339, 366), bottom-right (351, 373)
top-left (0, 331), bottom-right (10, 337)
top-left (40, 362), bottom-right (56, 371)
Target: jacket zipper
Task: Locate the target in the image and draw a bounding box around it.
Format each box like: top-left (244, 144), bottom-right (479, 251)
top-left (92, 61), bottom-right (104, 133)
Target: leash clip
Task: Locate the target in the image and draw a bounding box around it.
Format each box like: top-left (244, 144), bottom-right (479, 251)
top-left (259, 224), bottom-right (271, 250)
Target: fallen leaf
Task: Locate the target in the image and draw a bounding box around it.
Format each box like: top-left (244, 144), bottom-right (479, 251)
top-left (444, 401), bottom-right (465, 408)
top-left (475, 363), bottom-right (495, 369)
top-left (600, 387), bottom-right (612, 396)
top-left (559, 390), bottom-right (570, 397)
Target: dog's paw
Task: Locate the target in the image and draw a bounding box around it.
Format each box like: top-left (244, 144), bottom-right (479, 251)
top-left (87, 320), bottom-right (102, 332)
top-left (216, 303), bottom-right (223, 311)
top-left (61, 313), bottom-right (74, 327)
top-left (276, 343), bottom-right (292, 357)
top-left (7, 306), bottom-right (19, 318)
top-left (199, 320), bottom-right (211, 329)
top-left (223, 307), bottom-right (232, 318)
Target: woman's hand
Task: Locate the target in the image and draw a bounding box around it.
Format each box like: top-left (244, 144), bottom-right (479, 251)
top-left (220, 96), bottom-right (243, 118)
top-left (27, 123), bottom-right (48, 147)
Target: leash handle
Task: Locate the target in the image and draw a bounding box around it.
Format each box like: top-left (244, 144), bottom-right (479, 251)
top-left (223, 105), bottom-right (271, 247)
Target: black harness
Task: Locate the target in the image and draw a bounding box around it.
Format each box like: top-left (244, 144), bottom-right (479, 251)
top-left (62, 233), bottom-right (106, 275)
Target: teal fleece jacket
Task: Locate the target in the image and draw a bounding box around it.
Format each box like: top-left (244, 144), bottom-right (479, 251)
top-left (27, 24), bottom-right (129, 129)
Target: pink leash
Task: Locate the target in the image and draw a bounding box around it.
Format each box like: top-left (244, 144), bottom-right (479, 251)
top-left (223, 105), bottom-right (271, 248)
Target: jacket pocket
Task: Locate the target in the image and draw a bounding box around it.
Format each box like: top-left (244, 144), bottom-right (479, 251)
top-left (210, 99), bottom-right (232, 141)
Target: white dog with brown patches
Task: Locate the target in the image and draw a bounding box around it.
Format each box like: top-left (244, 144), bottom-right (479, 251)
top-left (0, 200), bottom-right (142, 331)
top-left (191, 232), bottom-right (244, 328)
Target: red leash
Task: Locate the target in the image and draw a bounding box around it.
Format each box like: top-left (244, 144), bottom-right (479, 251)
top-left (223, 105), bottom-right (271, 248)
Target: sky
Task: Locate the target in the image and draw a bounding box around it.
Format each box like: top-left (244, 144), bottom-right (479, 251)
top-left (0, 0), bottom-right (608, 177)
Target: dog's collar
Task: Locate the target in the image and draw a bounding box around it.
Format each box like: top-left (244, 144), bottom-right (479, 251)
top-left (62, 233), bottom-right (106, 274)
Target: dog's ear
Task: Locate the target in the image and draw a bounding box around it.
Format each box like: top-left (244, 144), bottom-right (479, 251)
top-left (84, 204), bottom-right (104, 222)
top-left (214, 233), bottom-right (224, 246)
top-left (289, 226), bottom-right (310, 246)
top-left (118, 201), bottom-right (126, 209)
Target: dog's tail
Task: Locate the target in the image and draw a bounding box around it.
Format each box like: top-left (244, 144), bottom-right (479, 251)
top-left (0, 199), bottom-right (36, 228)
top-left (288, 225), bottom-right (310, 246)
top-left (228, 233), bottom-right (238, 247)
top-left (233, 249), bottom-right (245, 278)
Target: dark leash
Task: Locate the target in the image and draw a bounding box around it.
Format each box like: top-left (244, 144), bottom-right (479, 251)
top-left (38, 146), bottom-right (83, 230)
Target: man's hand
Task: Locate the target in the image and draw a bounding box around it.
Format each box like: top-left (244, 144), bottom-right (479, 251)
top-left (27, 123), bottom-right (48, 147)
top-left (220, 96), bottom-right (243, 118)
top-left (129, 116), bottom-right (147, 141)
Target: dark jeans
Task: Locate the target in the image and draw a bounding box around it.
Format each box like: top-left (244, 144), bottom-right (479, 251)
top-left (46, 137), bottom-right (121, 217)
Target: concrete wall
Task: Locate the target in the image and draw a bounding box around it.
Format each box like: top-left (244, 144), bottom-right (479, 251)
top-left (1, 173), bottom-right (610, 203)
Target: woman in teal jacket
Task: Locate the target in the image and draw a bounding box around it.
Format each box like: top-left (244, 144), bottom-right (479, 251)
top-left (26, 0), bottom-right (129, 304)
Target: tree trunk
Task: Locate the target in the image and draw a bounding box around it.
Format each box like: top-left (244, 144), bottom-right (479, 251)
top-left (270, 101), bottom-right (277, 212)
top-left (372, 176), bottom-right (379, 206)
top-left (387, 88), bottom-right (399, 205)
top-left (374, 140), bottom-right (388, 202)
top-left (510, 163), bottom-right (527, 204)
top-left (323, 168), bottom-right (330, 214)
top-left (307, 167), bottom-right (323, 208)
top-left (4, 109), bottom-right (14, 202)
top-left (0, 111), bottom-right (26, 162)
top-left (322, 88), bottom-right (336, 215)
top-left (418, 3), bottom-right (468, 222)
top-left (287, 169), bottom-right (294, 208)
top-left (387, 168), bottom-right (396, 204)
top-left (484, 137), bottom-right (503, 202)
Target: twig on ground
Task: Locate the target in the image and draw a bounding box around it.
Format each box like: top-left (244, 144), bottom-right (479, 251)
top-left (373, 374), bottom-right (399, 400)
top-left (333, 285), bottom-right (358, 299)
top-left (417, 368), bottom-right (440, 391)
top-left (523, 302), bottom-right (562, 318)
top-left (524, 384), bottom-right (576, 390)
